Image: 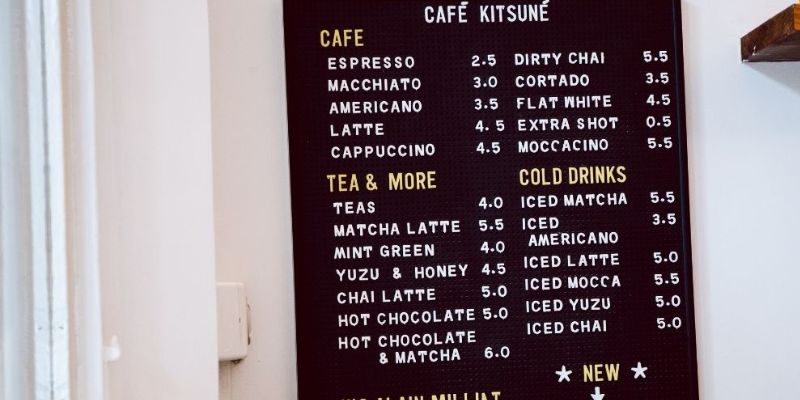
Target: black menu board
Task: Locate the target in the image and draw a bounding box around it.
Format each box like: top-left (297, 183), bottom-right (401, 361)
top-left (283, 1), bottom-right (699, 399)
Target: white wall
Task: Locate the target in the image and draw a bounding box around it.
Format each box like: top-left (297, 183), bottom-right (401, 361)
top-left (92, 0), bottom-right (220, 399)
top-left (208, 0), bottom-right (297, 398)
top-left (685, 0), bottom-right (800, 399)
top-left (208, 0), bottom-right (800, 399)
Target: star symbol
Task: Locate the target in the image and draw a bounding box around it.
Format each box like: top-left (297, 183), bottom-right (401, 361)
top-left (631, 361), bottom-right (648, 379)
top-left (555, 365), bottom-right (573, 382)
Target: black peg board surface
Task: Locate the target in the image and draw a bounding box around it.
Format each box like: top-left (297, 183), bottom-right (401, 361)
top-left (283, 1), bottom-right (699, 399)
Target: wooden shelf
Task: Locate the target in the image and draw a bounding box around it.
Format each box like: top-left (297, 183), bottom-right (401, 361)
top-left (741, 4), bottom-right (800, 62)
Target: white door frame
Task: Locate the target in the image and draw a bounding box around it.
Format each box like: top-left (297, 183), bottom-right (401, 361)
top-left (1, 0), bottom-right (102, 399)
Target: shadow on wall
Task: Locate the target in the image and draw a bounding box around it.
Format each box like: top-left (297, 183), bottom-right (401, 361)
top-left (745, 62), bottom-right (800, 95)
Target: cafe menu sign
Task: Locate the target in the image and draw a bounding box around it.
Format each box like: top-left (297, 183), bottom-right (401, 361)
top-left (283, 1), bottom-right (699, 399)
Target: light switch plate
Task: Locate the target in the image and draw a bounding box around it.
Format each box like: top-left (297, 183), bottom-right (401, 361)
top-left (217, 282), bottom-right (249, 361)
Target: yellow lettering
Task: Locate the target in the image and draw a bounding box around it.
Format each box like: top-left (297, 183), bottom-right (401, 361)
top-left (320, 29), bottom-right (364, 48)
top-left (582, 363), bottom-right (620, 382)
top-left (605, 363), bottom-right (620, 381)
top-left (388, 171), bottom-right (437, 191)
top-left (326, 174), bottom-right (360, 192)
top-left (567, 166), bottom-right (627, 185)
top-left (518, 168), bottom-right (563, 186)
